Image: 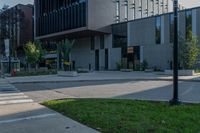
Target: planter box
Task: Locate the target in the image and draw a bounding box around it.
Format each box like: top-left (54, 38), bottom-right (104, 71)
top-left (120, 69), bottom-right (133, 72)
top-left (164, 70), bottom-right (195, 76)
top-left (145, 69), bottom-right (154, 72)
top-left (58, 71), bottom-right (78, 77)
top-left (77, 68), bottom-right (89, 73)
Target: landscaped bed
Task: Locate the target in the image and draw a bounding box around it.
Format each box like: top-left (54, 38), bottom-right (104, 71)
top-left (15, 70), bottom-right (57, 77)
top-left (43, 99), bottom-right (200, 133)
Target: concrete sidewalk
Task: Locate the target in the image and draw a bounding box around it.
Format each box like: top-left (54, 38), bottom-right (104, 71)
top-left (0, 103), bottom-right (99, 133)
top-left (0, 80), bottom-right (99, 133)
top-left (4, 71), bottom-right (200, 84)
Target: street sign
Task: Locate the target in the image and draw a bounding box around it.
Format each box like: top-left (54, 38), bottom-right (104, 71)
top-left (4, 39), bottom-right (10, 57)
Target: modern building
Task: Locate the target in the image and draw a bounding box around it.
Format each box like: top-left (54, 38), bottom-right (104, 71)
top-left (113, 7), bottom-right (200, 70)
top-left (114, 0), bottom-right (185, 22)
top-left (0, 4), bottom-right (33, 59)
top-left (34, 0), bottom-right (199, 71)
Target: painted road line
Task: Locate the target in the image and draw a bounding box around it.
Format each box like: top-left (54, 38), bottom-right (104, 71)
top-left (0, 113), bottom-right (58, 124)
top-left (0, 93), bottom-right (25, 97)
top-left (0, 95), bottom-right (29, 100)
top-left (0, 99), bottom-right (34, 105)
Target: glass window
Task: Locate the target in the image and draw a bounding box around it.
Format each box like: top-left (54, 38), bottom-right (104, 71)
top-left (132, 0), bottom-right (135, 19)
top-left (185, 10), bottom-right (192, 40)
top-left (124, 0), bottom-right (128, 21)
top-left (155, 16), bottom-right (161, 44)
top-left (169, 13), bottom-right (174, 43)
top-left (116, 0), bottom-right (120, 23)
top-left (150, 0), bottom-right (154, 16)
top-left (37, 0), bottom-right (86, 36)
top-left (112, 23), bottom-right (127, 48)
top-left (138, 0), bottom-right (142, 18)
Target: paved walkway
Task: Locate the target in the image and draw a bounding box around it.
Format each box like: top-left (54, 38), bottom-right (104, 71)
top-left (0, 79), bottom-right (99, 133)
top-left (14, 80), bottom-right (200, 104)
top-left (5, 71), bottom-right (200, 84)
top-left (0, 83), bottom-right (33, 105)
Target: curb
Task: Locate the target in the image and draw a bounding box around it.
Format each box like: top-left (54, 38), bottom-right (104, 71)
top-left (9, 78), bottom-right (200, 84)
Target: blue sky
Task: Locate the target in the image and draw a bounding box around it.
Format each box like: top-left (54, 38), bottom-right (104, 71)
top-left (0, 0), bottom-right (200, 8)
top-left (0, 0), bottom-right (33, 8)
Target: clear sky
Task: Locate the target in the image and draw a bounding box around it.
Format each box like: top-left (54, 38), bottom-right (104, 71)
top-left (0, 0), bottom-right (200, 9)
top-left (0, 0), bottom-right (33, 8)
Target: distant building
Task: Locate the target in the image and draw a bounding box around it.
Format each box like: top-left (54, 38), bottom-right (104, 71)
top-left (34, 0), bottom-right (197, 71)
top-left (0, 4), bottom-right (33, 59)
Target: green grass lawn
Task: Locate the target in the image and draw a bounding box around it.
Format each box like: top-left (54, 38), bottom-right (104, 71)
top-left (43, 99), bottom-right (200, 133)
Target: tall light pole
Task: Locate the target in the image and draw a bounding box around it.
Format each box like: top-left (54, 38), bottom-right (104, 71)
top-left (170, 0), bottom-right (180, 105)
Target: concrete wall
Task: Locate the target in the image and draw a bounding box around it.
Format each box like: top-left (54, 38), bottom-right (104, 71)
top-left (127, 15), bottom-right (172, 70)
top-left (128, 17), bottom-right (155, 46)
top-left (68, 7), bottom-right (200, 71)
top-left (105, 35), bottom-right (121, 70)
top-left (87, 0), bottom-right (115, 33)
top-left (179, 11), bottom-right (186, 38)
top-left (71, 34), bottom-right (121, 71)
top-left (71, 38), bottom-right (95, 70)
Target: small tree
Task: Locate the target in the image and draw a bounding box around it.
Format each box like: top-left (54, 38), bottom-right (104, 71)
top-left (35, 40), bottom-right (46, 64)
top-left (24, 41), bottom-right (45, 70)
top-left (178, 32), bottom-right (199, 69)
top-left (59, 39), bottom-right (75, 71)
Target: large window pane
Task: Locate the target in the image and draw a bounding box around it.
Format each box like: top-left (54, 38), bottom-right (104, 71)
top-left (37, 0), bottom-right (86, 36)
top-left (155, 16), bottom-right (161, 44)
top-left (185, 10), bottom-right (192, 40)
top-left (112, 23), bottom-right (127, 48)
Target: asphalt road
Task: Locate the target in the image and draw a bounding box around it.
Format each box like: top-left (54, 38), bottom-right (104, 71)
top-left (13, 80), bottom-right (200, 103)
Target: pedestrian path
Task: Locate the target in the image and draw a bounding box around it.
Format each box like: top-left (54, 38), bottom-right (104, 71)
top-left (0, 79), bottom-right (99, 133)
top-left (0, 83), bottom-right (33, 106)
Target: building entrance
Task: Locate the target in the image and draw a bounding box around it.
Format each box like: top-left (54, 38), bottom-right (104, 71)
top-left (123, 46), bottom-right (140, 70)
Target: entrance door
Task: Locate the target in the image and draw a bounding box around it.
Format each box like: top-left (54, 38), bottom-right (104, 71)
top-left (95, 50), bottom-right (99, 70)
top-left (127, 53), bottom-right (134, 69)
top-left (127, 46), bottom-right (140, 70)
top-left (105, 49), bottom-right (108, 70)
top-left (127, 47), bottom-right (134, 70)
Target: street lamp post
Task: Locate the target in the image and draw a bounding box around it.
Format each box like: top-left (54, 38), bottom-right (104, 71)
top-left (170, 0), bottom-right (180, 105)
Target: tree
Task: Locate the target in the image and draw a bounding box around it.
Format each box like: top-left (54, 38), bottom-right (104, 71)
top-left (178, 31), bottom-right (199, 69)
top-left (35, 40), bottom-right (46, 63)
top-left (59, 39), bottom-right (75, 71)
top-left (24, 41), bottom-right (45, 70)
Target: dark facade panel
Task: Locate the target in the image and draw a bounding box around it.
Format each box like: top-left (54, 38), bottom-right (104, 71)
top-left (36, 0), bottom-right (87, 36)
